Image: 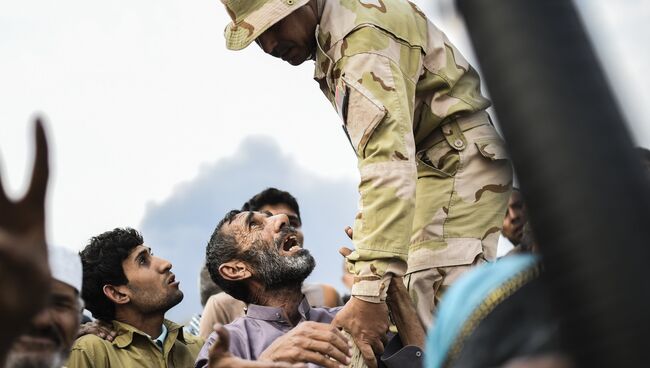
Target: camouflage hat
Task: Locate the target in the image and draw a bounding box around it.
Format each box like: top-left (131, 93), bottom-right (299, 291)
top-left (222, 0), bottom-right (310, 51)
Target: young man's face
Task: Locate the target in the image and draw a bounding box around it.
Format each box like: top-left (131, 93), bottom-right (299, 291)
top-left (255, 4), bottom-right (318, 66)
top-left (6, 279), bottom-right (81, 368)
top-left (121, 245), bottom-right (183, 314)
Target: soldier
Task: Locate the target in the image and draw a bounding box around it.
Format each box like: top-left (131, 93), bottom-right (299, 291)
top-left (218, 0), bottom-right (512, 366)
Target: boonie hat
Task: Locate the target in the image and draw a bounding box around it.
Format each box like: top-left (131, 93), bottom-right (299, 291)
top-left (221, 0), bottom-right (310, 50)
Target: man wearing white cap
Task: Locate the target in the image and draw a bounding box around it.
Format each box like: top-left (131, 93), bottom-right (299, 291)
top-left (4, 245), bottom-right (84, 368)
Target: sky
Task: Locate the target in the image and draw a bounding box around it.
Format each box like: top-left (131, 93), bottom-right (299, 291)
top-left (1, 0), bottom-right (648, 322)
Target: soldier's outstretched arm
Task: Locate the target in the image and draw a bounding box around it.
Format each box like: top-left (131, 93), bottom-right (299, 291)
top-left (330, 27), bottom-right (420, 368)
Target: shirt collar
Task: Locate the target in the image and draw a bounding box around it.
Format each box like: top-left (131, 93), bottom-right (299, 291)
top-left (111, 319), bottom-right (185, 349)
top-left (246, 297), bottom-right (311, 323)
top-left (153, 323), bottom-right (168, 350)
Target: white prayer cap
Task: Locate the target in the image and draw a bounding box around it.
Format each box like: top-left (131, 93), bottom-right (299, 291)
top-left (48, 245), bottom-right (82, 293)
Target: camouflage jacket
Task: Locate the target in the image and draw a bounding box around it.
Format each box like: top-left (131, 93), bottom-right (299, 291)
top-left (313, 0), bottom-right (490, 302)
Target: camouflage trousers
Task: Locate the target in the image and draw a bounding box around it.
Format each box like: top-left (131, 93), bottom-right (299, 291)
top-left (404, 111), bottom-right (512, 329)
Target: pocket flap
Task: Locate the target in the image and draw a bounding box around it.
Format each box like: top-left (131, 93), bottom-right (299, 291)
top-left (475, 138), bottom-right (509, 161)
top-left (342, 76), bottom-right (387, 157)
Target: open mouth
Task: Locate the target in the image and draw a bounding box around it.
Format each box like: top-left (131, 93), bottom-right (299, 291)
top-left (281, 234), bottom-right (301, 254)
top-left (167, 274), bottom-right (176, 285)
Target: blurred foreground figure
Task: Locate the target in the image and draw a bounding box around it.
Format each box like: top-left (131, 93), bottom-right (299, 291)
top-left (5, 246), bottom-right (83, 368)
top-left (0, 119), bottom-right (51, 366)
top-left (425, 254), bottom-right (571, 368)
top-left (197, 210), bottom-right (424, 368)
top-left (218, 0), bottom-right (512, 363)
top-left (456, 1), bottom-right (650, 365)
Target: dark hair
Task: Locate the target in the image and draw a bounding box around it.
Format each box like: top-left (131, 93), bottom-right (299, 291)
top-left (79, 228), bottom-right (143, 321)
top-left (205, 210), bottom-right (253, 302)
top-left (199, 264), bottom-right (222, 307)
top-left (242, 188), bottom-right (301, 224)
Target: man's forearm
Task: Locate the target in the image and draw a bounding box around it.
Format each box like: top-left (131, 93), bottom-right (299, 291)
top-left (386, 277), bottom-right (425, 348)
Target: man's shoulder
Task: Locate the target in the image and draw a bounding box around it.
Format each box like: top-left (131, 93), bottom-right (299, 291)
top-left (67, 334), bottom-right (114, 367)
top-left (308, 305), bottom-right (343, 323)
top-left (181, 330), bottom-right (205, 348)
top-left (320, 0), bottom-right (429, 52)
top-left (71, 333), bottom-right (115, 350)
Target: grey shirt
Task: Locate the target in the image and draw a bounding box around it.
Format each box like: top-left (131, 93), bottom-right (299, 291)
top-left (195, 296), bottom-right (423, 368)
top-left (195, 297), bottom-right (341, 368)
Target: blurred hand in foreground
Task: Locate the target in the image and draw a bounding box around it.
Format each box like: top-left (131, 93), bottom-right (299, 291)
top-left (0, 118), bottom-right (51, 360)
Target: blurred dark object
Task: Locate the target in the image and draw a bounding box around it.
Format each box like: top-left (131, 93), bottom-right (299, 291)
top-left (456, 0), bottom-right (650, 367)
top-left (636, 147), bottom-right (650, 180)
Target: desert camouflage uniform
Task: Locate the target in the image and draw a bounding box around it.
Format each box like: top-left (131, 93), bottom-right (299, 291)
top-left (312, 0), bottom-right (512, 327)
top-left (220, 0), bottom-right (512, 328)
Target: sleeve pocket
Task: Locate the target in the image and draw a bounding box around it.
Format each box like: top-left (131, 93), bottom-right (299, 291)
top-left (342, 76), bottom-right (387, 157)
top-left (474, 137), bottom-right (509, 161)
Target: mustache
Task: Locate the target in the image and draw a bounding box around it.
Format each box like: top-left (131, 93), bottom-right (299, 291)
top-left (274, 226), bottom-right (299, 249)
top-left (22, 323), bottom-right (63, 346)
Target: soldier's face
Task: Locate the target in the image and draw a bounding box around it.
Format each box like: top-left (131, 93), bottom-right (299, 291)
top-left (256, 4), bottom-right (318, 66)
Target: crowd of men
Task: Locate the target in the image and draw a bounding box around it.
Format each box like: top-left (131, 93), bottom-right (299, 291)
top-left (2, 0), bottom-right (648, 367)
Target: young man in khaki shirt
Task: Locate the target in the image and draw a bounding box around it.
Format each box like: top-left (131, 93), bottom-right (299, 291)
top-left (67, 228), bottom-right (203, 367)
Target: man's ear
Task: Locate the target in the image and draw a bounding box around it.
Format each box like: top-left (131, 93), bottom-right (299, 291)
top-left (219, 261), bottom-right (252, 281)
top-left (103, 285), bottom-right (130, 305)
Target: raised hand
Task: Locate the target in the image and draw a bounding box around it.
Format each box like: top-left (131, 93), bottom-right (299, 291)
top-left (332, 297), bottom-right (388, 368)
top-left (0, 118), bottom-right (51, 358)
top-left (386, 277), bottom-right (425, 348)
top-left (258, 321), bottom-right (352, 368)
top-left (77, 320), bottom-right (118, 342)
top-left (337, 231), bottom-right (389, 368)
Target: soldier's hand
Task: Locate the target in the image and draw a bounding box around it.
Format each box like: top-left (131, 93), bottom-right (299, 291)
top-left (332, 297), bottom-right (389, 368)
top-left (258, 321), bottom-right (351, 368)
top-left (209, 324), bottom-right (306, 368)
top-left (77, 320), bottom-right (117, 341)
top-left (0, 118), bottom-right (51, 348)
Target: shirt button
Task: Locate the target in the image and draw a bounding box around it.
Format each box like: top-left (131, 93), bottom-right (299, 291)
top-left (416, 351), bottom-right (422, 357)
top-left (454, 139), bottom-right (464, 148)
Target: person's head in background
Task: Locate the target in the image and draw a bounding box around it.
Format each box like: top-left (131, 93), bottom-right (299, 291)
top-left (5, 246), bottom-right (83, 368)
top-left (241, 187), bottom-right (303, 246)
top-left (199, 264), bottom-right (222, 307)
top-left (502, 188), bottom-right (528, 245)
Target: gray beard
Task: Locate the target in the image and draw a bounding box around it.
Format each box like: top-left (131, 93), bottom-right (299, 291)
top-left (243, 242), bottom-right (316, 290)
top-left (4, 351), bottom-right (65, 368)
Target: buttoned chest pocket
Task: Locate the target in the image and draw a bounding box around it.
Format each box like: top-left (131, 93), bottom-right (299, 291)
top-left (337, 77), bottom-right (387, 158)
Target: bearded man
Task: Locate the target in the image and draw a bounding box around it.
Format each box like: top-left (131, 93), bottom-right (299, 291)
top-left (195, 210), bottom-right (424, 368)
